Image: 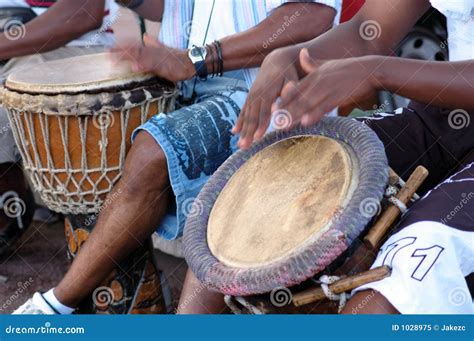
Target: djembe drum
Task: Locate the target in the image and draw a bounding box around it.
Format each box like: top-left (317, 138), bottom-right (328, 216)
top-left (184, 117), bottom-right (428, 314)
top-left (1, 53), bottom-right (178, 314)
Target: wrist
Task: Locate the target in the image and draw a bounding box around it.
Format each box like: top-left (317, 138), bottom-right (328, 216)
top-left (364, 55), bottom-right (387, 91)
top-left (182, 49), bottom-right (197, 80)
top-left (267, 47), bottom-right (301, 72)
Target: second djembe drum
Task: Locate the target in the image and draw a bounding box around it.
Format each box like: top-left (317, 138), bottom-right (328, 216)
top-left (1, 53), bottom-right (178, 314)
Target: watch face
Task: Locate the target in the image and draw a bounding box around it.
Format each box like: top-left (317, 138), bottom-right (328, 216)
top-left (190, 48), bottom-right (203, 57)
top-left (189, 46), bottom-right (207, 63)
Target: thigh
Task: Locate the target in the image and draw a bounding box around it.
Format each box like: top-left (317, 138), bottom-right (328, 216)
top-left (133, 82), bottom-right (248, 240)
top-left (352, 160), bottom-right (474, 314)
top-left (399, 154), bottom-right (474, 232)
top-left (357, 103), bottom-right (474, 195)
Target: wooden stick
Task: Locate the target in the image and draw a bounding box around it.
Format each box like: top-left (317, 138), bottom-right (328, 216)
top-left (364, 166), bottom-right (428, 249)
top-left (293, 266), bottom-right (391, 307)
top-left (388, 168), bottom-right (400, 185)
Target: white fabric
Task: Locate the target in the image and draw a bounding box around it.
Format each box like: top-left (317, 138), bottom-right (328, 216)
top-left (0, 0), bottom-right (118, 47)
top-left (13, 292), bottom-right (57, 315)
top-left (353, 221), bottom-right (474, 314)
top-left (43, 289), bottom-right (74, 315)
top-left (160, 0), bottom-right (341, 89)
top-left (430, 0), bottom-right (474, 61)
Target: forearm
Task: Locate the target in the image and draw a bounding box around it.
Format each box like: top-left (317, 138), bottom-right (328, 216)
top-left (0, 0), bottom-right (104, 60)
top-left (375, 56), bottom-right (474, 109)
top-left (275, 0), bottom-right (430, 75)
top-left (217, 3), bottom-right (336, 71)
top-left (117, 0), bottom-right (164, 21)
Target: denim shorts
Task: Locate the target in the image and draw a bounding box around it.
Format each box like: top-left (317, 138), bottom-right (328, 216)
top-left (133, 77), bottom-right (248, 240)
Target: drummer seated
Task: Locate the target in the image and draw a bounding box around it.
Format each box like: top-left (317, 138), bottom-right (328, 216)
top-left (0, 0), bottom-right (118, 255)
top-left (12, 0), bottom-right (340, 314)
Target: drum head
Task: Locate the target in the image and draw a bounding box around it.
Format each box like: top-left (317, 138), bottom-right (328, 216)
top-left (5, 53), bottom-right (154, 94)
top-left (184, 117), bottom-right (389, 296)
top-left (208, 135), bottom-right (358, 268)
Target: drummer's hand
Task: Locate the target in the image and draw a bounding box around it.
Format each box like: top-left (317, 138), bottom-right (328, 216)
top-left (277, 49), bottom-right (381, 127)
top-left (234, 47), bottom-right (300, 150)
top-left (110, 35), bottom-right (195, 83)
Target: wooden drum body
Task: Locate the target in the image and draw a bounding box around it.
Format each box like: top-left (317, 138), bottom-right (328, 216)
top-left (1, 53), bottom-right (178, 214)
top-left (0, 53), bottom-right (178, 314)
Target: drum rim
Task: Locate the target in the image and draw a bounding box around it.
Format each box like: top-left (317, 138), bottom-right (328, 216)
top-left (0, 81), bottom-right (178, 117)
top-left (183, 117), bottom-right (389, 296)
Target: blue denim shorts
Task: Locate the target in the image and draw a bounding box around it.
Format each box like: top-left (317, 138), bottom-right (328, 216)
top-left (132, 78), bottom-right (248, 240)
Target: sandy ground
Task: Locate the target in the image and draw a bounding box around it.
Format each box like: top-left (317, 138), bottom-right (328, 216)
top-left (0, 8), bottom-right (187, 314)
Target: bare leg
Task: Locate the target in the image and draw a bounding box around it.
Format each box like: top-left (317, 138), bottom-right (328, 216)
top-left (177, 269), bottom-right (228, 314)
top-left (341, 290), bottom-right (399, 314)
top-left (54, 132), bottom-right (170, 307)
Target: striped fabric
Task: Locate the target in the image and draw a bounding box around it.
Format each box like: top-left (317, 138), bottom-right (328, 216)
top-left (159, 0), bottom-right (341, 88)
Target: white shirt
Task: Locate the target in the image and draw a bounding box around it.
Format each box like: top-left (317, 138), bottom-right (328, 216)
top-left (430, 0), bottom-right (474, 61)
top-left (0, 0), bottom-right (118, 47)
top-left (160, 0), bottom-right (341, 88)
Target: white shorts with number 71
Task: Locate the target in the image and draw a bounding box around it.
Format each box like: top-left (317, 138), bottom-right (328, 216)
top-left (353, 221), bottom-right (473, 314)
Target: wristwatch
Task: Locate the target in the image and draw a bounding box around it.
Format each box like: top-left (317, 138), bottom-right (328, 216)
top-left (188, 45), bottom-right (208, 80)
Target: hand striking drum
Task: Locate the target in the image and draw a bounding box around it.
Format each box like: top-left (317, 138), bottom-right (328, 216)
top-left (1, 53), bottom-right (178, 314)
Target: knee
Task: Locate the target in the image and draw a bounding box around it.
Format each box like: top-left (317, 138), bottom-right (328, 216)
top-left (120, 131), bottom-right (169, 196)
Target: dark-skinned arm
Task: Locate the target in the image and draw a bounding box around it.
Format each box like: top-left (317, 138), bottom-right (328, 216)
top-left (237, 0), bottom-right (474, 148)
top-left (111, 3), bottom-right (336, 83)
top-left (0, 0), bottom-right (106, 61)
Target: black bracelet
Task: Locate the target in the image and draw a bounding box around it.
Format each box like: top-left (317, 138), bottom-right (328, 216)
top-left (121, 0), bottom-right (145, 9)
top-left (214, 40), bottom-right (223, 77)
top-left (206, 44), bottom-right (215, 77)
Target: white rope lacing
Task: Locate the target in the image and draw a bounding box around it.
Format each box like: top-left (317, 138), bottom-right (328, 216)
top-left (224, 295), bottom-right (264, 315)
top-left (5, 94), bottom-right (177, 215)
top-left (388, 196), bottom-right (407, 213)
top-left (393, 176), bottom-right (420, 201)
top-left (318, 275), bottom-right (348, 313)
